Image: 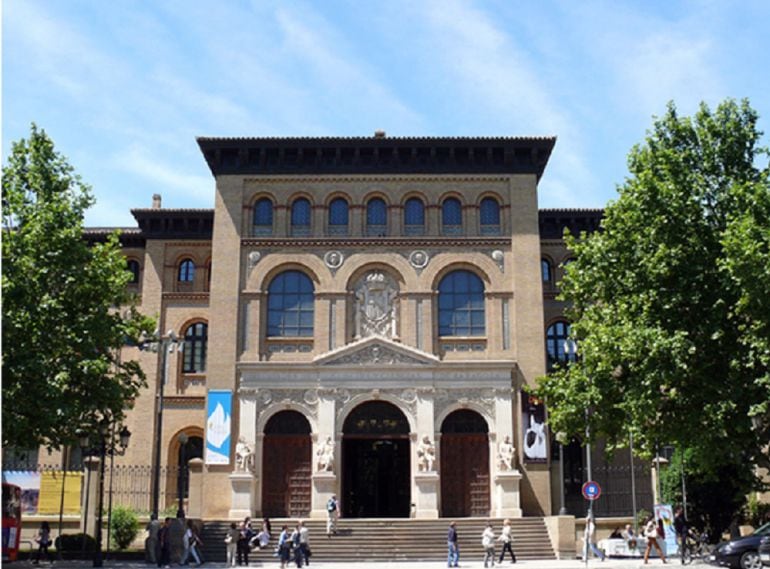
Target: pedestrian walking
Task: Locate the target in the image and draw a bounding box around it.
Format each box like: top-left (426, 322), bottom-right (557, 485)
top-left (482, 521), bottom-right (496, 568)
top-left (643, 515), bottom-right (668, 564)
top-left (146, 514), bottom-right (161, 564)
top-left (181, 519), bottom-right (203, 566)
top-left (326, 494), bottom-right (339, 537)
top-left (157, 518), bottom-right (172, 569)
top-left (278, 525), bottom-right (291, 569)
top-left (674, 507), bottom-right (687, 564)
top-left (298, 521), bottom-right (310, 566)
top-left (290, 523), bottom-right (303, 567)
top-left (447, 520), bottom-right (459, 568)
top-left (32, 521), bottom-right (53, 564)
top-left (225, 522), bottom-right (240, 567)
top-left (498, 518), bottom-right (517, 564)
top-left (584, 514), bottom-right (605, 561)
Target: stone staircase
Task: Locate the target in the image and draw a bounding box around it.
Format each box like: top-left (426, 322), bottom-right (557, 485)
top-left (200, 518), bottom-right (555, 563)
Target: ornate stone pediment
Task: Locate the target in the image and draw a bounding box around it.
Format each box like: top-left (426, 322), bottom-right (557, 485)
top-left (315, 335), bottom-right (439, 367)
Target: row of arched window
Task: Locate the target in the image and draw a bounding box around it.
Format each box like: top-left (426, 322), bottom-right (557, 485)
top-left (253, 195), bottom-right (502, 237)
top-left (541, 257), bottom-right (572, 285)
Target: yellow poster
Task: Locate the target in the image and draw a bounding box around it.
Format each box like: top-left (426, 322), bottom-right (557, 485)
top-left (38, 471), bottom-right (83, 515)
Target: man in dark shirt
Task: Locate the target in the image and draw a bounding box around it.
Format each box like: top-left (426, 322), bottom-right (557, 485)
top-left (674, 507), bottom-right (688, 564)
top-left (447, 521), bottom-right (459, 568)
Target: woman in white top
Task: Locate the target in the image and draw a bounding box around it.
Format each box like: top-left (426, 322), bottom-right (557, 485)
top-left (643, 515), bottom-right (667, 564)
top-left (482, 522), bottom-right (496, 568)
top-left (498, 518), bottom-right (517, 563)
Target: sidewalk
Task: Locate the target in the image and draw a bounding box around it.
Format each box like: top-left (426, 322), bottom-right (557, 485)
top-left (10, 560), bottom-right (710, 569)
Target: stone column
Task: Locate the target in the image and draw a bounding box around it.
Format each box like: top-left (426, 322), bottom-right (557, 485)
top-left (229, 390), bottom-right (257, 518)
top-left (80, 457), bottom-right (101, 536)
top-left (311, 391), bottom-right (338, 518)
top-left (413, 391), bottom-right (439, 518)
top-left (186, 458), bottom-right (204, 519)
top-left (492, 389), bottom-right (522, 516)
top-left (493, 471), bottom-right (523, 517)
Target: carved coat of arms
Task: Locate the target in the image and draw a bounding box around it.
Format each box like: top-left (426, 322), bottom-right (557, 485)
top-left (354, 272), bottom-right (398, 338)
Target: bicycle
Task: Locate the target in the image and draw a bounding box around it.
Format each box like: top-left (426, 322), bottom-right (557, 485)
top-left (681, 530), bottom-right (713, 564)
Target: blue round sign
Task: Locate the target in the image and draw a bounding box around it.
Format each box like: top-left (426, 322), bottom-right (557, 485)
top-left (582, 481), bottom-right (601, 500)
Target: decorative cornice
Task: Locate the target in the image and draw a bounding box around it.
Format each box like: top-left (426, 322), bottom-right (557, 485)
top-left (241, 237), bottom-right (510, 248)
top-left (162, 292), bottom-right (210, 303)
top-left (243, 175), bottom-right (511, 184)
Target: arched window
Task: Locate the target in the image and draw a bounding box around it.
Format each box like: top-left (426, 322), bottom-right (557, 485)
top-left (366, 197), bottom-right (387, 236)
top-left (328, 198), bottom-right (349, 235)
top-left (291, 198), bottom-right (311, 236)
top-left (438, 270), bottom-right (485, 336)
top-left (253, 198), bottom-right (273, 236)
top-left (126, 259), bottom-right (140, 284)
top-left (442, 197), bottom-right (463, 235)
top-left (546, 321), bottom-right (576, 371)
top-left (183, 322), bottom-right (208, 373)
top-left (541, 259), bottom-right (552, 283)
top-left (267, 270), bottom-right (314, 337)
top-left (479, 197), bottom-right (501, 235)
top-left (404, 197), bottom-right (425, 236)
top-left (178, 259), bottom-right (195, 283)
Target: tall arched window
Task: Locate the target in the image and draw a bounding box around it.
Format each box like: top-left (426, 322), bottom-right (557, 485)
top-left (126, 259), bottom-right (140, 284)
top-left (291, 198), bottom-right (311, 236)
top-left (178, 259), bottom-right (195, 283)
top-left (267, 270), bottom-right (314, 337)
top-left (442, 197), bottom-right (463, 235)
top-left (479, 197), bottom-right (501, 235)
top-left (183, 322), bottom-right (208, 373)
top-left (546, 321), bottom-right (576, 371)
top-left (541, 259), bottom-right (552, 283)
top-left (438, 270), bottom-right (485, 336)
top-left (253, 198), bottom-right (274, 236)
top-left (366, 197), bottom-right (387, 236)
top-left (404, 197), bottom-right (425, 235)
top-left (328, 198), bottom-right (349, 236)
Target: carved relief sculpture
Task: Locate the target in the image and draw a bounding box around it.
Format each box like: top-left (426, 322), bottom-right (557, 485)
top-left (316, 436), bottom-right (335, 473)
top-left (234, 437), bottom-right (254, 473)
top-left (416, 435), bottom-right (436, 472)
top-left (497, 435), bottom-right (515, 471)
top-left (354, 272), bottom-right (399, 339)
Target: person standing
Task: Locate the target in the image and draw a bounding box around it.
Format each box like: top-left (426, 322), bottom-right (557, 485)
top-left (482, 521), bottom-right (496, 568)
top-left (225, 522), bottom-right (240, 567)
top-left (278, 525), bottom-right (291, 569)
top-left (584, 514), bottom-right (605, 561)
top-left (146, 514), bottom-right (161, 564)
top-left (181, 519), bottom-right (203, 566)
top-left (623, 524), bottom-right (639, 553)
top-left (643, 515), bottom-right (668, 564)
top-left (32, 521), bottom-right (53, 564)
top-left (290, 523), bottom-right (303, 567)
top-left (326, 495), bottom-right (339, 537)
top-left (298, 521), bottom-right (310, 566)
top-left (673, 507), bottom-right (687, 564)
top-left (447, 521), bottom-right (459, 568)
top-left (157, 518), bottom-right (172, 569)
top-left (237, 517), bottom-right (253, 566)
top-left (498, 518), bottom-right (517, 564)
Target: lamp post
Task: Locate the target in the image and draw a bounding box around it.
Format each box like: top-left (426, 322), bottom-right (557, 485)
top-left (79, 423), bottom-right (131, 568)
top-left (139, 330), bottom-right (183, 519)
top-left (555, 431), bottom-right (568, 516)
top-left (176, 433), bottom-right (189, 518)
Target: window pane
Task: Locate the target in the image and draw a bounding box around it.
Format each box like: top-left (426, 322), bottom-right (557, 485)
top-left (254, 198), bottom-right (273, 227)
top-left (267, 270), bottom-right (315, 337)
top-left (438, 270), bottom-right (485, 336)
top-left (404, 198), bottom-right (425, 225)
top-left (367, 198), bottom-right (387, 226)
top-left (480, 197), bottom-right (500, 225)
top-left (178, 260), bottom-right (195, 282)
top-left (541, 259), bottom-right (552, 282)
top-left (291, 198), bottom-right (311, 227)
top-left (329, 198), bottom-right (349, 226)
top-left (442, 198), bottom-right (462, 226)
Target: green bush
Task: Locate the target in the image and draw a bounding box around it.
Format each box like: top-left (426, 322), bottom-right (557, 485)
top-left (109, 505), bottom-right (139, 550)
top-left (54, 533), bottom-right (96, 552)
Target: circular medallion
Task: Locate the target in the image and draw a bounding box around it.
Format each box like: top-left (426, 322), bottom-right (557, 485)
top-left (409, 250), bottom-right (429, 269)
top-left (324, 250), bottom-right (344, 269)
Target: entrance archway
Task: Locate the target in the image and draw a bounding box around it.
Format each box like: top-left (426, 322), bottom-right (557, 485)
top-left (440, 409), bottom-right (490, 517)
top-left (342, 401), bottom-right (410, 517)
top-left (262, 411), bottom-right (311, 517)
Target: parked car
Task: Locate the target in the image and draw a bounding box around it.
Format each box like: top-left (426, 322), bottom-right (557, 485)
top-left (710, 522), bottom-right (770, 569)
top-left (758, 535), bottom-right (770, 567)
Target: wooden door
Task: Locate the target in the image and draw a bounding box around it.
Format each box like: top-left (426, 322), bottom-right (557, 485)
top-left (262, 435), bottom-right (311, 517)
top-left (441, 433), bottom-right (490, 517)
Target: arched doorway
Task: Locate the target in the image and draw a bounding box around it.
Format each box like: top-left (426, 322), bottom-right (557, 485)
top-left (440, 409), bottom-right (490, 517)
top-left (342, 401), bottom-right (410, 517)
top-left (262, 411), bottom-right (312, 517)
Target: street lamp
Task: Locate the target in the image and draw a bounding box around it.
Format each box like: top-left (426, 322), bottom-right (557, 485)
top-left (176, 433), bottom-right (189, 518)
top-left (139, 330), bottom-right (183, 519)
top-left (79, 423), bottom-right (131, 568)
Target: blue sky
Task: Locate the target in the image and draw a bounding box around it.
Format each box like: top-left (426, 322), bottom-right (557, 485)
top-left (3, 0), bottom-right (769, 227)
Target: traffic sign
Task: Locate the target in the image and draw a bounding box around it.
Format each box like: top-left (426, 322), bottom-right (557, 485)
top-left (582, 480), bottom-right (602, 500)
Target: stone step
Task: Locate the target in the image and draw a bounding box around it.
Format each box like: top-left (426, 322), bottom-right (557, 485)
top-left (199, 518), bottom-right (555, 562)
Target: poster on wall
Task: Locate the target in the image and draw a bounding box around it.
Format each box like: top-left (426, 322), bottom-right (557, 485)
top-left (1, 471), bottom-right (40, 514)
top-left (205, 390), bottom-right (232, 465)
top-left (521, 392), bottom-right (548, 463)
top-left (38, 471), bottom-right (82, 515)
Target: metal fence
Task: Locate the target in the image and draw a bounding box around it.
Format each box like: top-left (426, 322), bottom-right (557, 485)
top-left (563, 462), bottom-right (654, 518)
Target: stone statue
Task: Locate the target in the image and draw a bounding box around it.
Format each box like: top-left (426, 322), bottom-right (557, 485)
top-left (416, 435), bottom-right (436, 472)
top-left (316, 436), bottom-right (335, 473)
top-left (354, 272), bottom-right (399, 339)
top-left (235, 437), bottom-right (254, 473)
top-left (497, 435), bottom-right (515, 471)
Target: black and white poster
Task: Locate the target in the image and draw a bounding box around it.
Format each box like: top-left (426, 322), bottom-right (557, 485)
top-left (521, 392), bottom-right (547, 463)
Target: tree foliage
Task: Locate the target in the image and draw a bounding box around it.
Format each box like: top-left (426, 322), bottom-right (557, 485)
top-left (2, 124), bottom-right (153, 450)
top-left (535, 100), bottom-right (770, 488)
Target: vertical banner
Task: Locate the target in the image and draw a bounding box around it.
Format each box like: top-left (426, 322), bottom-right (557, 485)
top-left (522, 392), bottom-right (547, 463)
top-left (206, 390), bottom-right (232, 465)
top-left (654, 504), bottom-right (678, 555)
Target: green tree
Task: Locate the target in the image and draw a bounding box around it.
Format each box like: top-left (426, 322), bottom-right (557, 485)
top-left (2, 124), bottom-right (153, 449)
top-left (109, 505), bottom-right (140, 550)
top-left (535, 99), bottom-right (770, 529)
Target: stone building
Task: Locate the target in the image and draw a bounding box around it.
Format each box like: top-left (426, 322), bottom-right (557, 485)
top-left (38, 134), bottom-right (637, 520)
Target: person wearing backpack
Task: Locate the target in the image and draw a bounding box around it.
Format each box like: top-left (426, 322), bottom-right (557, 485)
top-left (481, 521), bottom-right (496, 568)
top-left (325, 495), bottom-right (339, 537)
